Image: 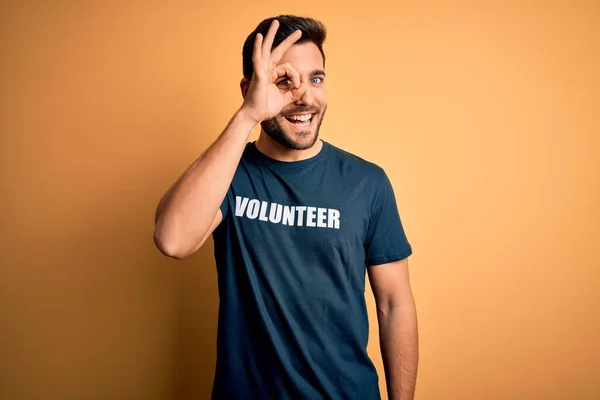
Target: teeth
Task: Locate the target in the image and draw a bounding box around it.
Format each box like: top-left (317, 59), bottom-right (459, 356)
top-left (287, 114), bottom-right (312, 121)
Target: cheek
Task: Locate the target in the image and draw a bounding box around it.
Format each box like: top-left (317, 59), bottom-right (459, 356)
top-left (314, 90), bottom-right (327, 108)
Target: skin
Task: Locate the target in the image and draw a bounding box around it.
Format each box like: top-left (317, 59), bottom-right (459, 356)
top-left (153, 18), bottom-right (418, 400)
top-left (369, 257), bottom-right (419, 400)
top-left (241, 41), bottom-right (328, 160)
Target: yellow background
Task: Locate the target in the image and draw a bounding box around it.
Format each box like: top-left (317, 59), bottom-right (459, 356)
top-left (1, 1), bottom-right (599, 399)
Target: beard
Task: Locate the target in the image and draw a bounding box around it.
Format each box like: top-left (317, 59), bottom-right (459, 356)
top-left (260, 106), bottom-right (327, 151)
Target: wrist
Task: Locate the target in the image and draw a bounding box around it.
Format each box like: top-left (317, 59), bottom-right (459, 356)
top-left (237, 106), bottom-right (263, 127)
top-left (228, 108), bottom-right (260, 139)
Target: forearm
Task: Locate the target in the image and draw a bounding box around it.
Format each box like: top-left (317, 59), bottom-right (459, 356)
top-left (378, 301), bottom-right (419, 400)
top-left (154, 108), bottom-right (257, 258)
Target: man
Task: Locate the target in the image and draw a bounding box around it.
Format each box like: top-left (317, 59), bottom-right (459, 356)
top-left (154, 15), bottom-right (418, 400)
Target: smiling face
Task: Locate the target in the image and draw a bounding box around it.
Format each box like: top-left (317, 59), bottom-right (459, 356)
top-left (261, 41), bottom-right (327, 150)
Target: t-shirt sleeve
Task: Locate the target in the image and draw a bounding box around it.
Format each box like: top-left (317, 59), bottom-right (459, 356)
top-left (364, 170), bottom-right (413, 266)
top-left (219, 189), bottom-right (230, 220)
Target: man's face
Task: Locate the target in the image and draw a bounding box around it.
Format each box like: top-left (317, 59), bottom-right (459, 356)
top-left (261, 42), bottom-right (327, 150)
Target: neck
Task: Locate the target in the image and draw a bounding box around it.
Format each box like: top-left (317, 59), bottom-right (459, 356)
top-left (255, 132), bottom-right (323, 162)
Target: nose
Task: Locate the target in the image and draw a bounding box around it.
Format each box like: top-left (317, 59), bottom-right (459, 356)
top-left (294, 86), bottom-right (315, 107)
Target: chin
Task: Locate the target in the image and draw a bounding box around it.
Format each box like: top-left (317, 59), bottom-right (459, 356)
top-left (287, 126), bottom-right (319, 145)
top-left (290, 137), bottom-right (319, 151)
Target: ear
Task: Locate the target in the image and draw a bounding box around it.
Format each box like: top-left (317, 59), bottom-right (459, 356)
top-left (240, 78), bottom-right (250, 99)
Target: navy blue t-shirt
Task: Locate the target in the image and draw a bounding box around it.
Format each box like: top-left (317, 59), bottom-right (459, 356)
top-left (211, 140), bottom-right (412, 399)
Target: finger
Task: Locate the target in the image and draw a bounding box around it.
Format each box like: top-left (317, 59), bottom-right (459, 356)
top-left (275, 62), bottom-right (300, 88)
top-left (261, 19), bottom-right (279, 59)
top-left (252, 33), bottom-right (262, 63)
top-left (285, 81), bottom-right (309, 104)
top-left (270, 29), bottom-right (302, 64)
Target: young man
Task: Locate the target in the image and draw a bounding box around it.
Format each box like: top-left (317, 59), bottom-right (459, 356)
top-left (154, 15), bottom-right (418, 400)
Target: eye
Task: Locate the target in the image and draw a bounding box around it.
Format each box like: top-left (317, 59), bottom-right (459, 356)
top-left (277, 78), bottom-right (292, 87)
top-left (311, 77), bottom-right (324, 84)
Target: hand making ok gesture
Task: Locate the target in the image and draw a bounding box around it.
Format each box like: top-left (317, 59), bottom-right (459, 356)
top-left (241, 20), bottom-right (309, 124)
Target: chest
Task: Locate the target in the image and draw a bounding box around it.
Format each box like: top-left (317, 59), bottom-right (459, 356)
top-left (228, 173), bottom-right (372, 256)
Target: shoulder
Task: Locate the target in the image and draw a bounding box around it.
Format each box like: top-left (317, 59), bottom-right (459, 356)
top-left (325, 141), bottom-right (388, 182)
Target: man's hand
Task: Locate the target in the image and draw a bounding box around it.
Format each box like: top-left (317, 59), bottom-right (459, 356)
top-left (241, 19), bottom-right (309, 124)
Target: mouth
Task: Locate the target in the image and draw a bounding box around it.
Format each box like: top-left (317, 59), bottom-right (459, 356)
top-left (284, 113), bottom-right (316, 128)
